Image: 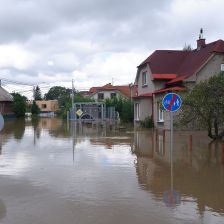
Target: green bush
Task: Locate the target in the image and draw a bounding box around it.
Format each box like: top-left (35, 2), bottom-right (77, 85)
top-left (105, 97), bottom-right (134, 123)
top-left (31, 101), bottom-right (40, 115)
top-left (140, 116), bottom-right (154, 128)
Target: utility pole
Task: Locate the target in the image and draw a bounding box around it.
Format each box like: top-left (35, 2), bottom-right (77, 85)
top-left (33, 86), bottom-right (35, 100)
top-left (72, 79), bottom-right (74, 109)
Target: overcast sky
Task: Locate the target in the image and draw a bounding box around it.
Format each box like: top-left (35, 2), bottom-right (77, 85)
top-left (0, 0), bottom-right (223, 97)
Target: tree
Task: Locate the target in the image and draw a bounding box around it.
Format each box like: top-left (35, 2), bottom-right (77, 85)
top-left (11, 93), bottom-right (27, 117)
top-left (183, 43), bottom-right (192, 51)
top-left (44, 86), bottom-right (71, 107)
top-left (105, 97), bottom-right (134, 123)
top-left (34, 85), bottom-right (42, 100)
top-left (31, 101), bottom-right (40, 115)
top-left (179, 72), bottom-right (224, 140)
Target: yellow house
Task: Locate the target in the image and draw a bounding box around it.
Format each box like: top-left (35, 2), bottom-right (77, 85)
top-left (35, 100), bottom-right (59, 113)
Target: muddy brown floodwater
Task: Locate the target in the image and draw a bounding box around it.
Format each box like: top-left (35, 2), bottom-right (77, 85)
top-left (0, 118), bottom-right (224, 224)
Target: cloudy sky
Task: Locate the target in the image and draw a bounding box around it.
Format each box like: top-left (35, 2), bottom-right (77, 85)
top-left (0, 0), bottom-right (223, 97)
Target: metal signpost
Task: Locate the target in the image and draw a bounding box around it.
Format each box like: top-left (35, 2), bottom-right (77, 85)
top-left (162, 92), bottom-right (182, 158)
top-left (162, 93), bottom-right (182, 206)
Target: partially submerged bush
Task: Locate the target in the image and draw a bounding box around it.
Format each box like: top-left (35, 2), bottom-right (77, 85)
top-left (140, 116), bottom-right (154, 128)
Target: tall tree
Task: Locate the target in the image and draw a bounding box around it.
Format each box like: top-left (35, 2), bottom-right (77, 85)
top-left (44, 86), bottom-right (71, 107)
top-left (34, 85), bottom-right (42, 100)
top-left (11, 93), bottom-right (27, 117)
top-left (179, 72), bottom-right (224, 140)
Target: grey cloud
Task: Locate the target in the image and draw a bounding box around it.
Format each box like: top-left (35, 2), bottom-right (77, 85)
top-left (0, 0), bottom-right (224, 95)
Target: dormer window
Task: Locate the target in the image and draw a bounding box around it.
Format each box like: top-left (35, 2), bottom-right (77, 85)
top-left (142, 71), bottom-right (147, 86)
top-left (221, 64), bottom-right (224, 71)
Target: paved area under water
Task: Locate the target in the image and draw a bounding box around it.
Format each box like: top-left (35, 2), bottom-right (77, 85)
top-left (0, 118), bottom-right (224, 224)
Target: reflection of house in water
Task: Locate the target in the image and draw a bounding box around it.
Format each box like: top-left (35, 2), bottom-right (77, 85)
top-left (70, 122), bottom-right (134, 153)
top-left (38, 118), bottom-right (62, 130)
top-left (134, 130), bottom-right (224, 214)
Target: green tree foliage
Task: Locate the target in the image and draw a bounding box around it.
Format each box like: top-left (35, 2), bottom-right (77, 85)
top-left (179, 72), bottom-right (224, 140)
top-left (34, 85), bottom-right (42, 100)
top-left (31, 101), bottom-right (40, 115)
top-left (44, 86), bottom-right (71, 107)
top-left (11, 93), bottom-right (27, 117)
top-left (105, 97), bottom-right (134, 123)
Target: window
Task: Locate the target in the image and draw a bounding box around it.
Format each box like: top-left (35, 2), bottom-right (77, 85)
top-left (110, 93), bottom-right (116, 98)
top-left (142, 71), bottom-right (147, 86)
top-left (41, 104), bottom-right (47, 109)
top-left (98, 93), bottom-right (104, 100)
top-left (221, 64), bottom-right (224, 71)
top-left (157, 102), bottom-right (164, 122)
top-left (135, 103), bottom-right (140, 120)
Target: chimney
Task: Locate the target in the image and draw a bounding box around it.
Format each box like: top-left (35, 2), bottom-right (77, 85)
top-left (197, 28), bottom-right (206, 50)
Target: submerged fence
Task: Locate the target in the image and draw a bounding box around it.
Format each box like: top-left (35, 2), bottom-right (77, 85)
top-left (69, 102), bottom-right (117, 121)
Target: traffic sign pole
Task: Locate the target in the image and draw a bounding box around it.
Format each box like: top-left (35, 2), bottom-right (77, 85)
top-left (170, 112), bottom-right (173, 191)
top-left (162, 93), bottom-right (182, 190)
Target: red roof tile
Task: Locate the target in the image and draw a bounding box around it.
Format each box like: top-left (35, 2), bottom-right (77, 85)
top-left (153, 86), bottom-right (185, 94)
top-left (152, 73), bottom-right (177, 79)
top-left (138, 39), bottom-right (224, 84)
top-left (89, 83), bottom-right (131, 98)
top-left (132, 93), bottom-right (153, 99)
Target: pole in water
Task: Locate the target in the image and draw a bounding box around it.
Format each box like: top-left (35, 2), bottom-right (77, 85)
top-left (170, 112), bottom-right (173, 190)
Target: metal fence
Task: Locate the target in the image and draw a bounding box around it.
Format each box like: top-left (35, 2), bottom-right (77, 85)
top-left (69, 102), bottom-right (117, 121)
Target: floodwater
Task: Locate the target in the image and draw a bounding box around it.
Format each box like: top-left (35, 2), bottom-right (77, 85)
top-left (0, 118), bottom-right (224, 224)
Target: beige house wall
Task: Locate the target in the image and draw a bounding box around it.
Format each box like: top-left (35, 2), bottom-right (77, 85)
top-left (35, 100), bottom-right (59, 112)
top-left (185, 54), bottom-right (224, 85)
top-left (137, 65), bottom-right (156, 96)
top-left (134, 98), bottom-right (152, 125)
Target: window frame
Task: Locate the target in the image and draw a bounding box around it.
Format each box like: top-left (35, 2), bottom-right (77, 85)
top-left (135, 103), bottom-right (140, 121)
top-left (110, 92), bottom-right (116, 99)
top-left (41, 104), bottom-right (47, 109)
top-left (221, 64), bottom-right (224, 71)
top-left (97, 93), bottom-right (104, 100)
top-left (157, 102), bottom-right (164, 122)
top-left (142, 71), bottom-right (147, 86)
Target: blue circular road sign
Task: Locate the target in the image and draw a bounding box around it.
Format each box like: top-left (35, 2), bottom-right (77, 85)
top-left (162, 93), bottom-right (182, 112)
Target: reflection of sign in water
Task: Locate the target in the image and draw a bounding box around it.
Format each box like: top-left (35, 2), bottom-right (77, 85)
top-left (76, 109), bottom-right (83, 117)
top-left (0, 114), bottom-right (4, 131)
top-left (162, 93), bottom-right (182, 112)
top-left (163, 190), bottom-right (181, 207)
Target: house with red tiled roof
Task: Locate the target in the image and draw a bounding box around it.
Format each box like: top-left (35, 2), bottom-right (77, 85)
top-left (133, 32), bottom-right (224, 128)
top-left (89, 83), bottom-right (131, 101)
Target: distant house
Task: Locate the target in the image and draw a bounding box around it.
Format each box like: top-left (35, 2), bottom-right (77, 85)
top-left (35, 100), bottom-right (59, 116)
top-left (0, 86), bottom-right (13, 116)
top-left (89, 83), bottom-right (131, 101)
top-left (133, 33), bottom-right (224, 129)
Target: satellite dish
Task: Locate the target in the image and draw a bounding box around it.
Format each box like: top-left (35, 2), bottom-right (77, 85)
top-left (0, 114), bottom-right (4, 131)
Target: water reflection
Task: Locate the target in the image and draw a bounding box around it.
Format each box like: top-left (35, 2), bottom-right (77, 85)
top-left (0, 118), bottom-right (223, 224)
top-left (0, 199), bottom-right (6, 221)
top-left (133, 129), bottom-right (224, 216)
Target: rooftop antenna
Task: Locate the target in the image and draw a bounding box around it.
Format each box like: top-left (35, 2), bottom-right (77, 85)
top-left (199, 28), bottom-right (203, 39)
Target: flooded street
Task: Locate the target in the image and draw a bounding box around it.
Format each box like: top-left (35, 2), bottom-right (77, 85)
top-left (0, 118), bottom-right (224, 224)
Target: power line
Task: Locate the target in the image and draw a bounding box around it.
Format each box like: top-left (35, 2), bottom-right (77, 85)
top-left (0, 77), bottom-right (47, 86)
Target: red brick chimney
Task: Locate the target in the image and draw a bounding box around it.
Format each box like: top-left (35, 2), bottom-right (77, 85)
top-left (197, 28), bottom-right (206, 50)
